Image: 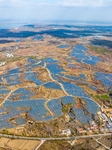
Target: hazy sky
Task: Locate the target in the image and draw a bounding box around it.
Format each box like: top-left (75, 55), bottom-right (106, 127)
top-left (0, 0), bottom-right (112, 22)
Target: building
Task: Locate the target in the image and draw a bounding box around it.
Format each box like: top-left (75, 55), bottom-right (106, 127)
top-left (60, 129), bottom-right (71, 136)
top-left (6, 53), bottom-right (14, 58)
top-left (0, 62), bottom-right (6, 66)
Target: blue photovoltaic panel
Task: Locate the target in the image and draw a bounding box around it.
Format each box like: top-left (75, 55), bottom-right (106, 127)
top-left (95, 72), bottom-right (112, 87)
top-left (80, 74), bottom-right (86, 80)
top-left (61, 96), bottom-right (75, 105)
top-left (47, 99), bottom-right (63, 116)
top-left (24, 72), bottom-right (43, 85)
top-left (60, 81), bottom-right (89, 97)
top-left (44, 82), bottom-right (62, 90)
top-left (58, 44), bottom-right (69, 49)
top-left (70, 44), bottom-right (100, 65)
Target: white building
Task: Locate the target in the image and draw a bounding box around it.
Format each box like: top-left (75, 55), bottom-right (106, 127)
top-left (61, 129), bottom-right (71, 136)
top-left (5, 52), bottom-right (14, 58)
top-left (0, 62), bottom-right (6, 67)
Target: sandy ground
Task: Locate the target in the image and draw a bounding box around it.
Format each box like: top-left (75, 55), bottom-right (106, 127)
top-left (0, 137), bottom-right (40, 150)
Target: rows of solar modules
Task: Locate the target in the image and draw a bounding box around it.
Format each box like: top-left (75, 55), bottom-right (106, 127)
top-left (65, 75), bottom-right (81, 81)
top-left (70, 44), bottom-right (100, 65)
top-left (32, 35), bottom-right (43, 41)
top-left (0, 104), bottom-right (26, 129)
top-left (0, 89), bottom-right (10, 94)
top-left (104, 73), bottom-right (112, 80)
top-left (15, 117), bottom-right (26, 125)
top-left (59, 81), bottom-right (89, 97)
top-left (61, 96), bottom-right (75, 105)
top-left (46, 63), bottom-right (65, 75)
top-left (75, 44), bottom-right (87, 51)
top-left (73, 108), bottom-right (92, 124)
top-left (0, 55), bottom-right (101, 128)
top-left (51, 73), bottom-right (60, 81)
top-left (26, 59), bottom-right (43, 70)
top-left (0, 93), bottom-right (100, 128)
top-left (80, 74), bottom-right (86, 80)
top-left (8, 88), bottom-right (34, 101)
top-left (58, 44), bottom-right (70, 49)
top-left (0, 99), bottom-right (50, 128)
top-left (82, 56), bottom-right (100, 65)
top-left (95, 72), bottom-right (112, 87)
top-left (16, 39), bottom-right (21, 42)
top-left (26, 63), bottom-right (43, 70)
top-left (83, 98), bottom-right (99, 118)
top-left (70, 53), bottom-right (85, 60)
top-left (24, 72), bottom-right (43, 85)
top-left (44, 82), bottom-right (62, 90)
top-left (0, 77), bottom-right (3, 83)
top-left (0, 119), bottom-right (14, 129)
top-left (68, 97), bottom-right (99, 124)
top-left (43, 115), bottom-right (56, 121)
top-left (67, 64), bottom-right (76, 69)
top-left (8, 68), bottom-right (22, 74)
top-left (43, 57), bottom-right (58, 63)
top-left (89, 85), bottom-right (97, 91)
top-left (47, 99), bottom-right (63, 116)
top-left (0, 86), bottom-right (9, 100)
top-left (28, 57), bottom-right (40, 64)
top-left (3, 74), bottom-right (21, 86)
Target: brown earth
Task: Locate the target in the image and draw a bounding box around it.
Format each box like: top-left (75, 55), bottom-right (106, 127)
top-left (7, 81), bottom-right (37, 91)
top-left (31, 86), bottom-right (66, 100)
top-left (0, 137), bottom-right (40, 150)
top-left (33, 66), bottom-right (52, 83)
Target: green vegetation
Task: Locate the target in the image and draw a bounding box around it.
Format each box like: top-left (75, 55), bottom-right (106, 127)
top-left (0, 58), bottom-right (6, 63)
top-left (90, 46), bottom-right (111, 54)
top-left (53, 122), bottom-right (58, 127)
top-left (95, 95), bottom-right (101, 99)
top-left (2, 129), bottom-right (9, 134)
top-left (62, 103), bottom-right (73, 113)
top-left (101, 94), bottom-right (110, 100)
top-left (29, 56), bottom-right (37, 59)
top-left (12, 57), bottom-right (25, 62)
top-left (95, 94), bottom-right (110, 101)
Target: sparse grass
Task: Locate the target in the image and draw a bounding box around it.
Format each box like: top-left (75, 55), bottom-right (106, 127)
top-left (95, 94), bottom-right (110, 101)
top-left (12, 57), bottom-right (25, 62)
top-left (29, 56), bottom-right (37, 59)
top-left (62, 103), bottom-right (73, 113)
top-left (90, 46), bottom-right (111, 54)
top-left (101, 94), bottom-right (110, 100)
top-left (95, 95), bottom-right (100, 99)
top-left (0, 58), bottom-right (6, 63)
top-left (2, 129), bottom-right (9, 134)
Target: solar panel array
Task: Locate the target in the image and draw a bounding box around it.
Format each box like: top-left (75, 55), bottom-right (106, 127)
top-left (0, 46), bottom-right (103, 129)
top-left (70, 44), bottom-right (100, 65)
top-left (24, 72), bottom-right (43, 85)
top-left (47, 99), bottom-right (63, 116)
top-left (60, 81), bottom-right (89, 97)
top-left (4, 74), bottom-right (21, 86)
top-left (80, 74), bottom-right (86, 80)
top-left (58, 44), bottom-right (69, 49)
top-left (65, 75), bottom-right (80, 81)
top-left (61, 96), bottom-right (75, 105)
top-left (9, 88), bottom-right (34, 101)
top-left (95, 72), bottom-right (112, 87)
top-left (44, 82), bottom-right (62, 90)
